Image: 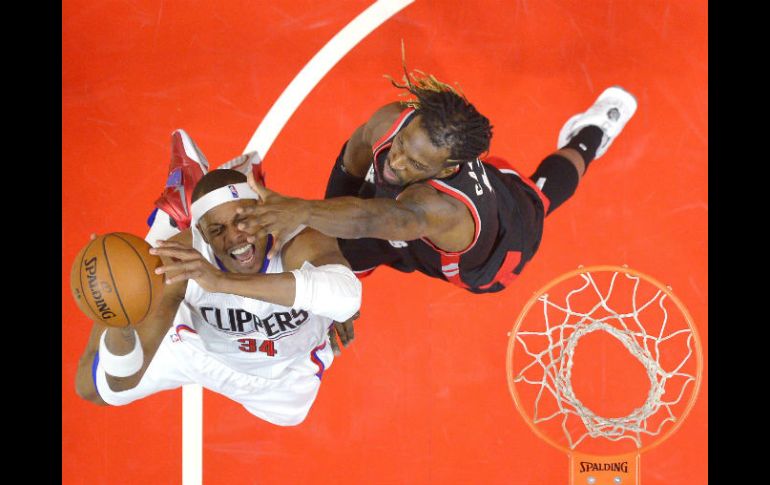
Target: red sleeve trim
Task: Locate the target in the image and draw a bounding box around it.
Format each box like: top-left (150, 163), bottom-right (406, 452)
top-left (353, 267), bottom-right (377, 279)
top-left (483, 156), bottom-right (551, 214)
top-left (372, 108), bottom-right (417, 153)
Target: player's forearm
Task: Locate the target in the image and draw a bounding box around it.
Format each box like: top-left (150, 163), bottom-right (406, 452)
top-left (104, 301), bottom-right (178, 391)
top-left (216, 272), bottom-right (296, 307)
top-left (103, 326), bottom-right (139, 355)
top-left (303, 197), bottom-right (426, 241)
top-left (101, 326), bottom-right (143, 391)
top-left (215, 268), bottom-right (361, 322)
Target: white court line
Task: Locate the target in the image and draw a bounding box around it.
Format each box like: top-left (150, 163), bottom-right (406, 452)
top-left (244, 0), bottom-right (415, 158)
top-left (182, 384), bottom-right (202, 485)
top-left (182, 1), bottom-right (414, 484)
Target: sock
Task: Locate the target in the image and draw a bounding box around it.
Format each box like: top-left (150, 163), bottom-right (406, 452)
top-left (563, 125), bottom-right (604, 169)
top-left (145, 208), bottom-right (182, 246)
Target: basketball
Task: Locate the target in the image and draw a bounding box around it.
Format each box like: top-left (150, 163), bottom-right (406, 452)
top-left (70, 232), bottom-right (165, 327)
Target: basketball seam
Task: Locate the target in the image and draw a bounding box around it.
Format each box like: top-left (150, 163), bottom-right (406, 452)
top-left (102, 234), bottom-right (132, 326)
top-left (113, 233), bottom-right (155, 323)
top-left (77, 237), bottom-right (102, 322)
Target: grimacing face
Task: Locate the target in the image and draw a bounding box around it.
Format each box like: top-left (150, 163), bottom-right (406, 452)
top-left (382, 116), bottom-right (455, 187)
top-left (197, 199), bottom-right (266, 274)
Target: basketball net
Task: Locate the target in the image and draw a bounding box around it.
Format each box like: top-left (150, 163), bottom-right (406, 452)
top-left (506, 265), bottom-right (703, 484)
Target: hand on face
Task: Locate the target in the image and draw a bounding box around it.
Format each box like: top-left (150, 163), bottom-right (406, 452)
top-left (235, 171), bottom-right (311, 260)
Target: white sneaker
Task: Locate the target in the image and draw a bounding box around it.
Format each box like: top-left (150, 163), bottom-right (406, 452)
top-left (557, 86), bottom-right (638, 159)
top-left (217, 150), bottom-right (266, 186)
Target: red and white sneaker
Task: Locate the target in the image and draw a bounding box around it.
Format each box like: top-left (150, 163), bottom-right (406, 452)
top-left (217, 150), bottom-right (265, 186)
top-left (154, 129), bottom-right (210, 230)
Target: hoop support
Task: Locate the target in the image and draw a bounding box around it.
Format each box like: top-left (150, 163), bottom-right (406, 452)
top-left (570, 451), bottom-right (639, 484)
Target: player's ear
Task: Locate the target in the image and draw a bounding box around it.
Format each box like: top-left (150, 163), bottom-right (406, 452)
top-left (437, 162), bottom-right (460, 179)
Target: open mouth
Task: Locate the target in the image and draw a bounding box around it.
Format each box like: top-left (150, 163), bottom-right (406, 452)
top-left (229, 243), bottom-right (256, 266)
top-left (382, 160), bottom-right (398, 184)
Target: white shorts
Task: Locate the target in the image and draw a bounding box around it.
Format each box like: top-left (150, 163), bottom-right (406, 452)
top-left (93, 326), bottom-right (334, 426)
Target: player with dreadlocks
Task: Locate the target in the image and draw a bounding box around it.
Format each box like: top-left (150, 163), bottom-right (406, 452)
top-left (237, 56), bottom-right (637, 293)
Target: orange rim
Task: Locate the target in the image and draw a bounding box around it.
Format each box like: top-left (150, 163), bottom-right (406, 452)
top-left (506, 265), bottom-right (704, 456)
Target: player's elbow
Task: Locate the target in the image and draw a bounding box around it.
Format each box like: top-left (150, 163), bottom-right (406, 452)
top-left (74, 361), bottom-right (108, 406)
top-left (365, 208), bottom-right (427, 242)
top-left (75, 384), bottom-right (108, 406)
top-left (337, 271), bottom-right (362, 322)
top-left (392, 220), bottom-right (428, 242)
top-left (319, 266), bottom-right (361, 322)
top-left (294, 264), bottom-right (362, 322)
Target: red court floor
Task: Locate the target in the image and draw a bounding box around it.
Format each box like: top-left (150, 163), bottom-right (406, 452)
top-left (62, 1), bottom-right (708, 483)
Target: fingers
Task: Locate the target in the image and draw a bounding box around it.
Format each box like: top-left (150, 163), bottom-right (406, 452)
top-left (245, 228), bottom-right (270, 245)
top-left (149, 245), bottom-right (201, 261)
top-left (152, 239), bottom-right (191, 249)
top-left (334, 312), bottom-right (359, 347)
top-left (235, 206), bottom-right (273, 238)
top-left (236, 213), bottom-right (277, 249)
top-left (267, 235), bottom-right (285, 260)
top-left (246, 171), bottom-right (256, 190)
top-left (154, 258), bottom-right (201, 279)
top-left (235, 204), bottom-right (258, 216)
top-left (342, 317), bottom-right (355, 342)
top-left (328, 313), bottom-right (359, 357)
top-left (328, 327), bottom-right (341, 356)
top-left (247, 172), bottom-right (272, 200)
top-left (154, 260), bottom-right (215, 285)
top-left (235, 204), bottom-right (278, 225)
top-left (236, 216), bottom-right (263, 235)
top-left (159, 268), bottom-right (201, 285)
top-left (338, 320), bottom-right (354, 344)
top-left (152, 249), bottom-right (211, 284)
top-left (333, 321), bottom-right (350, 347)
top-left (233, 211), bottom-right (286, 257)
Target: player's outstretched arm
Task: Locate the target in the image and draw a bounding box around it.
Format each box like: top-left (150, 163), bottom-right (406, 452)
top-left (74, 234), bottom-right (189, 405)
top-left (152, 241), bottom-right (296, 308)
top-left (152, 230), bottom-right (361, 324)
top-left (238, 177), bottom-right (475, 257)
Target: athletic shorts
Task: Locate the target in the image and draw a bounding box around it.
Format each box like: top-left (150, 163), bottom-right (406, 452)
top-left (93, 326), bottom-right (335, 427)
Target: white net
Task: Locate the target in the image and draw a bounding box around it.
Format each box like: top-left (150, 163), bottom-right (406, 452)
top-left (510, 267), bottom-right (701, 454)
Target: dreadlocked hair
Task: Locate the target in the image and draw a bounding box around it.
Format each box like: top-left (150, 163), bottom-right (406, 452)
top-left (384, 46), bottom-right (493, 166)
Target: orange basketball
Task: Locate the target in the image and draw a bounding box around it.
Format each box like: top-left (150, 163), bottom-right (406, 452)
top-left (70, 232), bottom-right (165, 327)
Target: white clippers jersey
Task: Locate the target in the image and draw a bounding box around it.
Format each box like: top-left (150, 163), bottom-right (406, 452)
top-left (174, 231), bottom-right (334, 378)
